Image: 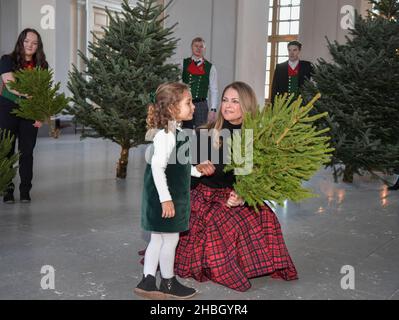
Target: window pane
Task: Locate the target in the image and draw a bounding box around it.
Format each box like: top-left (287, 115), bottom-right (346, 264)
top-left (278, 21), bottom-right (290, 35)
top-left (268, 22), bottom-right (272, 36)
top-left (266, 71), bottom-right (270, 85)
top-left (278, 56), bottom-right (288, 63)
top-left (279, 7), bottom-right (291, 20)
top-left (290, 20), bottom-right (299, 34)
top-left (278, 42), bottom-right (288, 55)
top-left (266, 57), bottom-right (271, 70)
top-left (269, 8), bottom-right (273, 22)
top-left (291, 6), bottom-right (300, 20)
top-left (267, 43), bottom-right (271, 56)
top-left (265, 85), bottom-right (270, 99)
top-left (269, 0), bottom-right (274, 7)
top-left (280, 0), bottom-right (291, 6)
top-left (292, 0), bottom-right (301, 6)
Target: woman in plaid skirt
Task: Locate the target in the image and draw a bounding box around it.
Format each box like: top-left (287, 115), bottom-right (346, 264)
top-left (174, 81), bottom-right (298, 292)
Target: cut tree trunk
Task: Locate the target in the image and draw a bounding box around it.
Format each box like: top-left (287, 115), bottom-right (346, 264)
top-left (116, 146), bottom-right (130, 179)
top-left (343, 166), bottom-right (354, 183)
top-left (47, 118), bottom-right (60, 139)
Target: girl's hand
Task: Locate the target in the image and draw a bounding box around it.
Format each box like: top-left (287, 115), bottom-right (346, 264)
top-left (161, 200), bottom-right (175, 218)
top-left (196, 160), bottom-right (215, 176)
top-left (33, 121), bottom-right (42, 128)
top-left (226, 191), bottom-right (245, 208)
top-left (208, 110), bottom-right (217, 123)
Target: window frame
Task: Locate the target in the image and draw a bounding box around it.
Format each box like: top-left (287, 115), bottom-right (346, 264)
top-left (266, 0), bottom-right (301, 102)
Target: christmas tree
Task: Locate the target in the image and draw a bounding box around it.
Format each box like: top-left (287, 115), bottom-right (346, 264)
top-left (302, 0), bottom-right (399, 182)
top-left (9, 68), bottom-right (70, 138)
top-left (0, 130), bottom-right (19, 194)
top-left (224, 94), bottom-right (333, 211)
top-left (67, 0), bottom-right (180, 179)
top-left (369, 0), bottom-right (399, 20)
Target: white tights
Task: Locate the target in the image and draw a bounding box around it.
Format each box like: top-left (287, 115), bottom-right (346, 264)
top-left (143, 232), bottom-right (179, 279)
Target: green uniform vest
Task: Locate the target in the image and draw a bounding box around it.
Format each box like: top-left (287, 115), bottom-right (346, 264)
top-left (141, 130), bottom-right (191, 233)
top-left (182, 58), bottom-right (212, 100)
top-left (288, 74), bottom-right (299, 96)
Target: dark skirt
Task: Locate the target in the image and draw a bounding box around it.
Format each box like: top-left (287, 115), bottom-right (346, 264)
top-left (174, 183), bottom-right (298, 292)
top-left (141, 133), bottom-right (191, 233)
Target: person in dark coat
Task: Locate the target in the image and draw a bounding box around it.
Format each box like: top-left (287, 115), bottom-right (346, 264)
top-left (271, 40), bottom-right (313, 102)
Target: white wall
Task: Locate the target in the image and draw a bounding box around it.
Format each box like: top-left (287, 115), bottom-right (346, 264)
top-left (0, 0), bottom-right (19, 56)
top-left (164, 0), bottom-right (213, 65)
top-left (299, 0), bottom-right (372, 63)
top-left (165, 0), bottom-right (268, 105)
top-left (210, 0), bottom-right (237, 95)
top-left (18, 0), bottom-right (56, 69)
top-left (3, 0), bottom-right (269, 104)
top-left (16, 0), bottom-right (74, 92)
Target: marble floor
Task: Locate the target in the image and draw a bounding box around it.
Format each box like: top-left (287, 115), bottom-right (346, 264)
top-left (0, 134), bottom-right (398, 300)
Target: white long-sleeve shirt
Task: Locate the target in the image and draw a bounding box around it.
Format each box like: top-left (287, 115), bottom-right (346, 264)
top-left (182, 56), bottom-right (219, 111)
top-left (151, 128), bottom-right (202, 203)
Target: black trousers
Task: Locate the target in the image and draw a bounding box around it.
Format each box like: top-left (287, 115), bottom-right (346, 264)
top-left (0, 104), bottom-right (38, 194)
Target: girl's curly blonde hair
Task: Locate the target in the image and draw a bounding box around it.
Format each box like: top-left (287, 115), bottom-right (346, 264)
top-left (146, 82), bottom-right (190, 138)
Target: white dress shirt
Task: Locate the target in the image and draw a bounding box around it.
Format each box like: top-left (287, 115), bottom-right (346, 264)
top-left (151, 128), bottom-right (202, 203)
top-left (288, 59), bottom-right (299, 70)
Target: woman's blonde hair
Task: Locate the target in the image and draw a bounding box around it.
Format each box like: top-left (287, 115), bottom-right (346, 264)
top-left (206, 81), bottom-right (258, 148)
top-left (146, 82), bottom-right (190, 139)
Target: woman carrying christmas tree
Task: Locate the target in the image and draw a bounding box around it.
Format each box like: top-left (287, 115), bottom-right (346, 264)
top-left (0, 28), bottom-right (48, 203)
top-left (174, 82), bottom-right (298, 292)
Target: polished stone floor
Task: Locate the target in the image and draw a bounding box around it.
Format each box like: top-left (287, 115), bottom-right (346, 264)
top-left (0, 134), bottom-right (398, 300)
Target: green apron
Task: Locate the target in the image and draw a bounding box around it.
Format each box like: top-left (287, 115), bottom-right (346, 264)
top-left (141, 130), bottom-right (191, 232)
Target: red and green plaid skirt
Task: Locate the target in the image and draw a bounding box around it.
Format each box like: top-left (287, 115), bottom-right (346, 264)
top-left (174, 183), bottom-right (298, 292)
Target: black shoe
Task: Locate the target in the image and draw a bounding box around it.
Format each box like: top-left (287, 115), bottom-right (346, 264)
top-left (134, 274), bottom-right (165, 299)
top-left (3, 191), bottom-right (15, 204)
top-left (20, 192), bottom-right (31, 203)
top-left (160, 276), bottom-right (197, 299)
top-left (388, 178), bottom-right (399, 190)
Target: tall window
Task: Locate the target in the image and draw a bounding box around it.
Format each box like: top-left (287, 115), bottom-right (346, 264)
top-left (266, 0), bottom-right (301, 101)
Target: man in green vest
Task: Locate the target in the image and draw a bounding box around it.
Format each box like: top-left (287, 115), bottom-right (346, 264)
top-left (271, 41), bottom-right (313, 103)
top-left (182, 37), bottom-right (218, 129)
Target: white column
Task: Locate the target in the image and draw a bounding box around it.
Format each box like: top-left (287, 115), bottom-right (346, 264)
top-left (235, 0), bottom-right (268, 104)
top-left (210, 0), bottom-right (238, 92)
top-left (55, 0), bottom-right (72, 93)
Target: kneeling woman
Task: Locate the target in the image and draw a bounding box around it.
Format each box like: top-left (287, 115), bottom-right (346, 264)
top-left (174, 81), bottom-right (298, 291)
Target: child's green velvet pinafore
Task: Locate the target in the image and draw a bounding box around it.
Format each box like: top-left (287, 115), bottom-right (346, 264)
top-left (141, 131), bottom-right (191, 233)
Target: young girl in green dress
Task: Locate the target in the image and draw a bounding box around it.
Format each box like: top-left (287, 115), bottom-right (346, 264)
top-left (135, 82), bottom-right (214, 299)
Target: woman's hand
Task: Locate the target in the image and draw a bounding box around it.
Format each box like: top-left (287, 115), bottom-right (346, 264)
top-left (208, 110), bottom-right (217, 123)
top-left (33, 121), bottom-right (42, 128)
top-left (226, 190), bottom-right (245, 208)
top-left (196, 160), bottom-right (216, 176)
top-left (161, 200), bottom-right (175, 218)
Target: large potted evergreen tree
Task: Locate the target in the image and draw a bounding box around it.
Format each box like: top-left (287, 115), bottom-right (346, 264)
top-left (302, 0), bottom-right (399, 182)
top-left (68, 0), bottom-right (180, 179)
